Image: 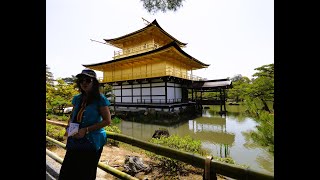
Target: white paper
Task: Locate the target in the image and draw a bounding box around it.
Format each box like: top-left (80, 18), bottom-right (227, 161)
top-left (67, 123), bottom-right (79, 137)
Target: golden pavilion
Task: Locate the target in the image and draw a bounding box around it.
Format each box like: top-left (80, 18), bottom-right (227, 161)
top-left (83, 19), bottom-right (231, 113)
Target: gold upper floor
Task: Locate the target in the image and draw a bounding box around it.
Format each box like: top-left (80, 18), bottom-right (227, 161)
top-left (85, 20), bottom-right (209, 83)
top-left (113, 41), bottom-right (160, 59)
top-left (98, 66), bottom-right (205, 83)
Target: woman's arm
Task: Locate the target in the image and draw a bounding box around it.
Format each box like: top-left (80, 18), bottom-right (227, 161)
top-left (66, 106), bottom-right (75, 125)
top-left (74, 106), bottom-right (111, 138)
top-left (88, 106), bottom-right (112, 131)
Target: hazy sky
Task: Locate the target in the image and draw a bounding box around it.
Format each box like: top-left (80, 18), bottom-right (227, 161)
top-left (46, 0), bottom-right (274, 80)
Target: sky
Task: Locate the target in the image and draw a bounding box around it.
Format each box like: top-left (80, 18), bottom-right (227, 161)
top-left (46, 0), bottom-right (274, 81)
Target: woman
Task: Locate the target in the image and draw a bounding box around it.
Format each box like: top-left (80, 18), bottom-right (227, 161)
top-left (58, 68), bottom-right (111, 180)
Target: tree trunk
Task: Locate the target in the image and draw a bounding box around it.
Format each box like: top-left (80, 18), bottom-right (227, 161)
top-left (261, 98), bottom-right (271, 113)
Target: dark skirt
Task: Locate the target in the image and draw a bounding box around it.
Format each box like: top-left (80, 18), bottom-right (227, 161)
top-left (58, 146), bottom-right (103, 180)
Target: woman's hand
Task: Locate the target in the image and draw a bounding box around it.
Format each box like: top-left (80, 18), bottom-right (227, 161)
top-left (72, 128), bottom-right (87, 139)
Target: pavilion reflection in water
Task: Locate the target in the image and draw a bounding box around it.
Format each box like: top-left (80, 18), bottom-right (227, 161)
top-left (117, 114), bottom-right (234, 158)
top-left (187, 116), bottom-right (234, 158)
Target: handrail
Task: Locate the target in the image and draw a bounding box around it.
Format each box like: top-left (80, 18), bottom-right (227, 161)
top-left (46, 148), bottom-right (64, 164)
top-left (46, 119), bottom-right (274, 180)
top-left (46, 136), bottom-right (138, 180)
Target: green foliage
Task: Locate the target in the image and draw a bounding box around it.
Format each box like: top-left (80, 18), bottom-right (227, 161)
top-left (212, 156), bottom-right (249, 168)
top-left (101, 84), bottom-right (113, 97)
top-left (239, 64), bottom-right (274, 155)
top-left (249, 112), bottom-right (274, 154)
top-left (242, 98), bottom-right (274, 155)
top-left (147, 135), bottom-right (207, 174)
top-left (46, 114), bottom-right (57, 120)
top-left (46, 77), bottom-right (78, 115)
top-left (105, 125), bottom-right (121, 146)
top-left (202, 92), bottom-right (220, 99)
top-left (51, 96), bottom-right (69, 107)
top-left (253, 64), bottom-right (274, 79)
top-left (54, 79), bottom-right (79, 101)
top-left (226, 64), bottom-right (274, 112)
top-left (213, 156), bottom-right (235, 164)
top-left (111, 116), bottom-right (122, 124)
top-left (46, 114), bottom-right (69, 122)
top-left (247, 77), bottom-right (273, 101)
top-left (246, 64), bottom-right (274, 113)
top-left (214, 63), bottom-right (274, 157)
top-left (150, 135), bottom-right (204, 154)
top-left (46, 64), bottom-right (54, 86)
top-left (141, 0), bottom-right (185, 14)
top-left (46, 108), bottom-right (54, 115)
top-left (60, 115), bottom-right (70, 121)
top-left (243, 98), bottom-right (263, 116)
top-left (228, 75), bottom-right (251, 103)
top-left (147, 135), bottom-right (244, 174)
top-left (46, 123), bottom-right (65, 141)
top-left (105, 125), bottom-right (121, 134)
top-left (62, 75), bottom-right (77, 85)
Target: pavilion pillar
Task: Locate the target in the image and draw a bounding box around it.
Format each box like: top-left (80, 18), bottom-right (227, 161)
top-left (191, 88), bottom-right (194, 101)
top-left (219, 88), bottom-right (222, 113)
top-left (165, 80), bottom-right (168, 104)
top-left (223, 88), bottom-right (226, 112)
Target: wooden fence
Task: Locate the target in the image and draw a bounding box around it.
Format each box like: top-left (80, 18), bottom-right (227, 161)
top-left (46, 119), bottom-right (274, 180)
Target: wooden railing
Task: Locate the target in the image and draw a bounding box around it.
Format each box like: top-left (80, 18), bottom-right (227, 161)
top-left (113, 42), bottom-right (160, 59)
top-left (136, 98), bottom-right (182, 104)
top-left (46, 120), bottom-right (274, 180)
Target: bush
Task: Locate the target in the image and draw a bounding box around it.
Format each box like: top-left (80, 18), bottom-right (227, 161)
top-left (250, 111), bottom-right (274, 154)
top-left (46, 114), bottom-right (69, 122)
top-left (46, 123), bottom-right (65, 141)
top-left (111, 116), bottom-right (122, 124)
top-left (147, 135), bottom-right (207, 174)
top-left (105, 125), bottom-right (121, 146)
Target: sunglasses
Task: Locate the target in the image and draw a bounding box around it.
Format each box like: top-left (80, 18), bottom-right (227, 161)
top-left (79, 78), bottom-right (93, 84)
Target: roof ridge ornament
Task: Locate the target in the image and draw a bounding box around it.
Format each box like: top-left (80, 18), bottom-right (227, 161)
top-left (90, 39), bottom-right (113, 47)
top-left (141, 17), bottom-right (151, 25)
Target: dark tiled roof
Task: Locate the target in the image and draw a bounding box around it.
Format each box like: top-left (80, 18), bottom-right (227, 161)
top-left (191, 79), bottom-right (232, 89)
top-left (103, 19), bottom-right (187, 47)
top-left (83, 41), bottom-right (209, 67)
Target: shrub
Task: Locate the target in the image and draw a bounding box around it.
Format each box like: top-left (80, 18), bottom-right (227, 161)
top-left (46, 123), bottom-right (65, 141)
top-left (111, 116), bottom-right (122, 124)
top-left (105, 125), bottom-right (121, 146)
top-left (147, 135), bottom-right (207, 174)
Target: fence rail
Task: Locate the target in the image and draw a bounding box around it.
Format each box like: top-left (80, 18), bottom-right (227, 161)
top-left (46, 136), bottom-right (138, 180)
top-left (46, 119), bottom-right (274, 180)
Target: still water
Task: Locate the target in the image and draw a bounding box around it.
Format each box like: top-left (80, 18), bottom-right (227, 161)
top-left (115, 105), bottom-right (274, 174)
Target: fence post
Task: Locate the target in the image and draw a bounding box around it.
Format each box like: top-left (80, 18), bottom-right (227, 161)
top-left (204, 156), bottom-right (216, 180)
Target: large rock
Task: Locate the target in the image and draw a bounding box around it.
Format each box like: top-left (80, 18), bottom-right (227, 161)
top-left (123, 155), bottom-right (151, 175)
top-left (152, 129), bottom-right (170, 139)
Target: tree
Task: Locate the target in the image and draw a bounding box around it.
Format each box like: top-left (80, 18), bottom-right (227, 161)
top-left (141, 0), bottom-right (185, 14)
top-left (251, 112), bottom-right (274, 154)
top-left (62, 75), bottom-right (77, 85)
top-left (253, 64), bottom-right (274, 79)
top-left (230, 74), bottom-right (243, 82)
top-left (46, 64), bottom-right (54, 86)
top-left (228, 75), bottom-right (251, 103)
top-left (47, 78), bottom-right (79, 115)
top-left (247, 64), bottom-right (274, 113)
top-left (241, 64), bottom-right (274, 154)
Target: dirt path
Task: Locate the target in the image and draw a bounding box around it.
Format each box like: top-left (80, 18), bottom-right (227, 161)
top-left (47, 142), bottom-right (227, 180)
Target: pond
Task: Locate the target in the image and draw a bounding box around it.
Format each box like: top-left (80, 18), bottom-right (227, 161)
top-left (115, 105), bottom-right (274, 174)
